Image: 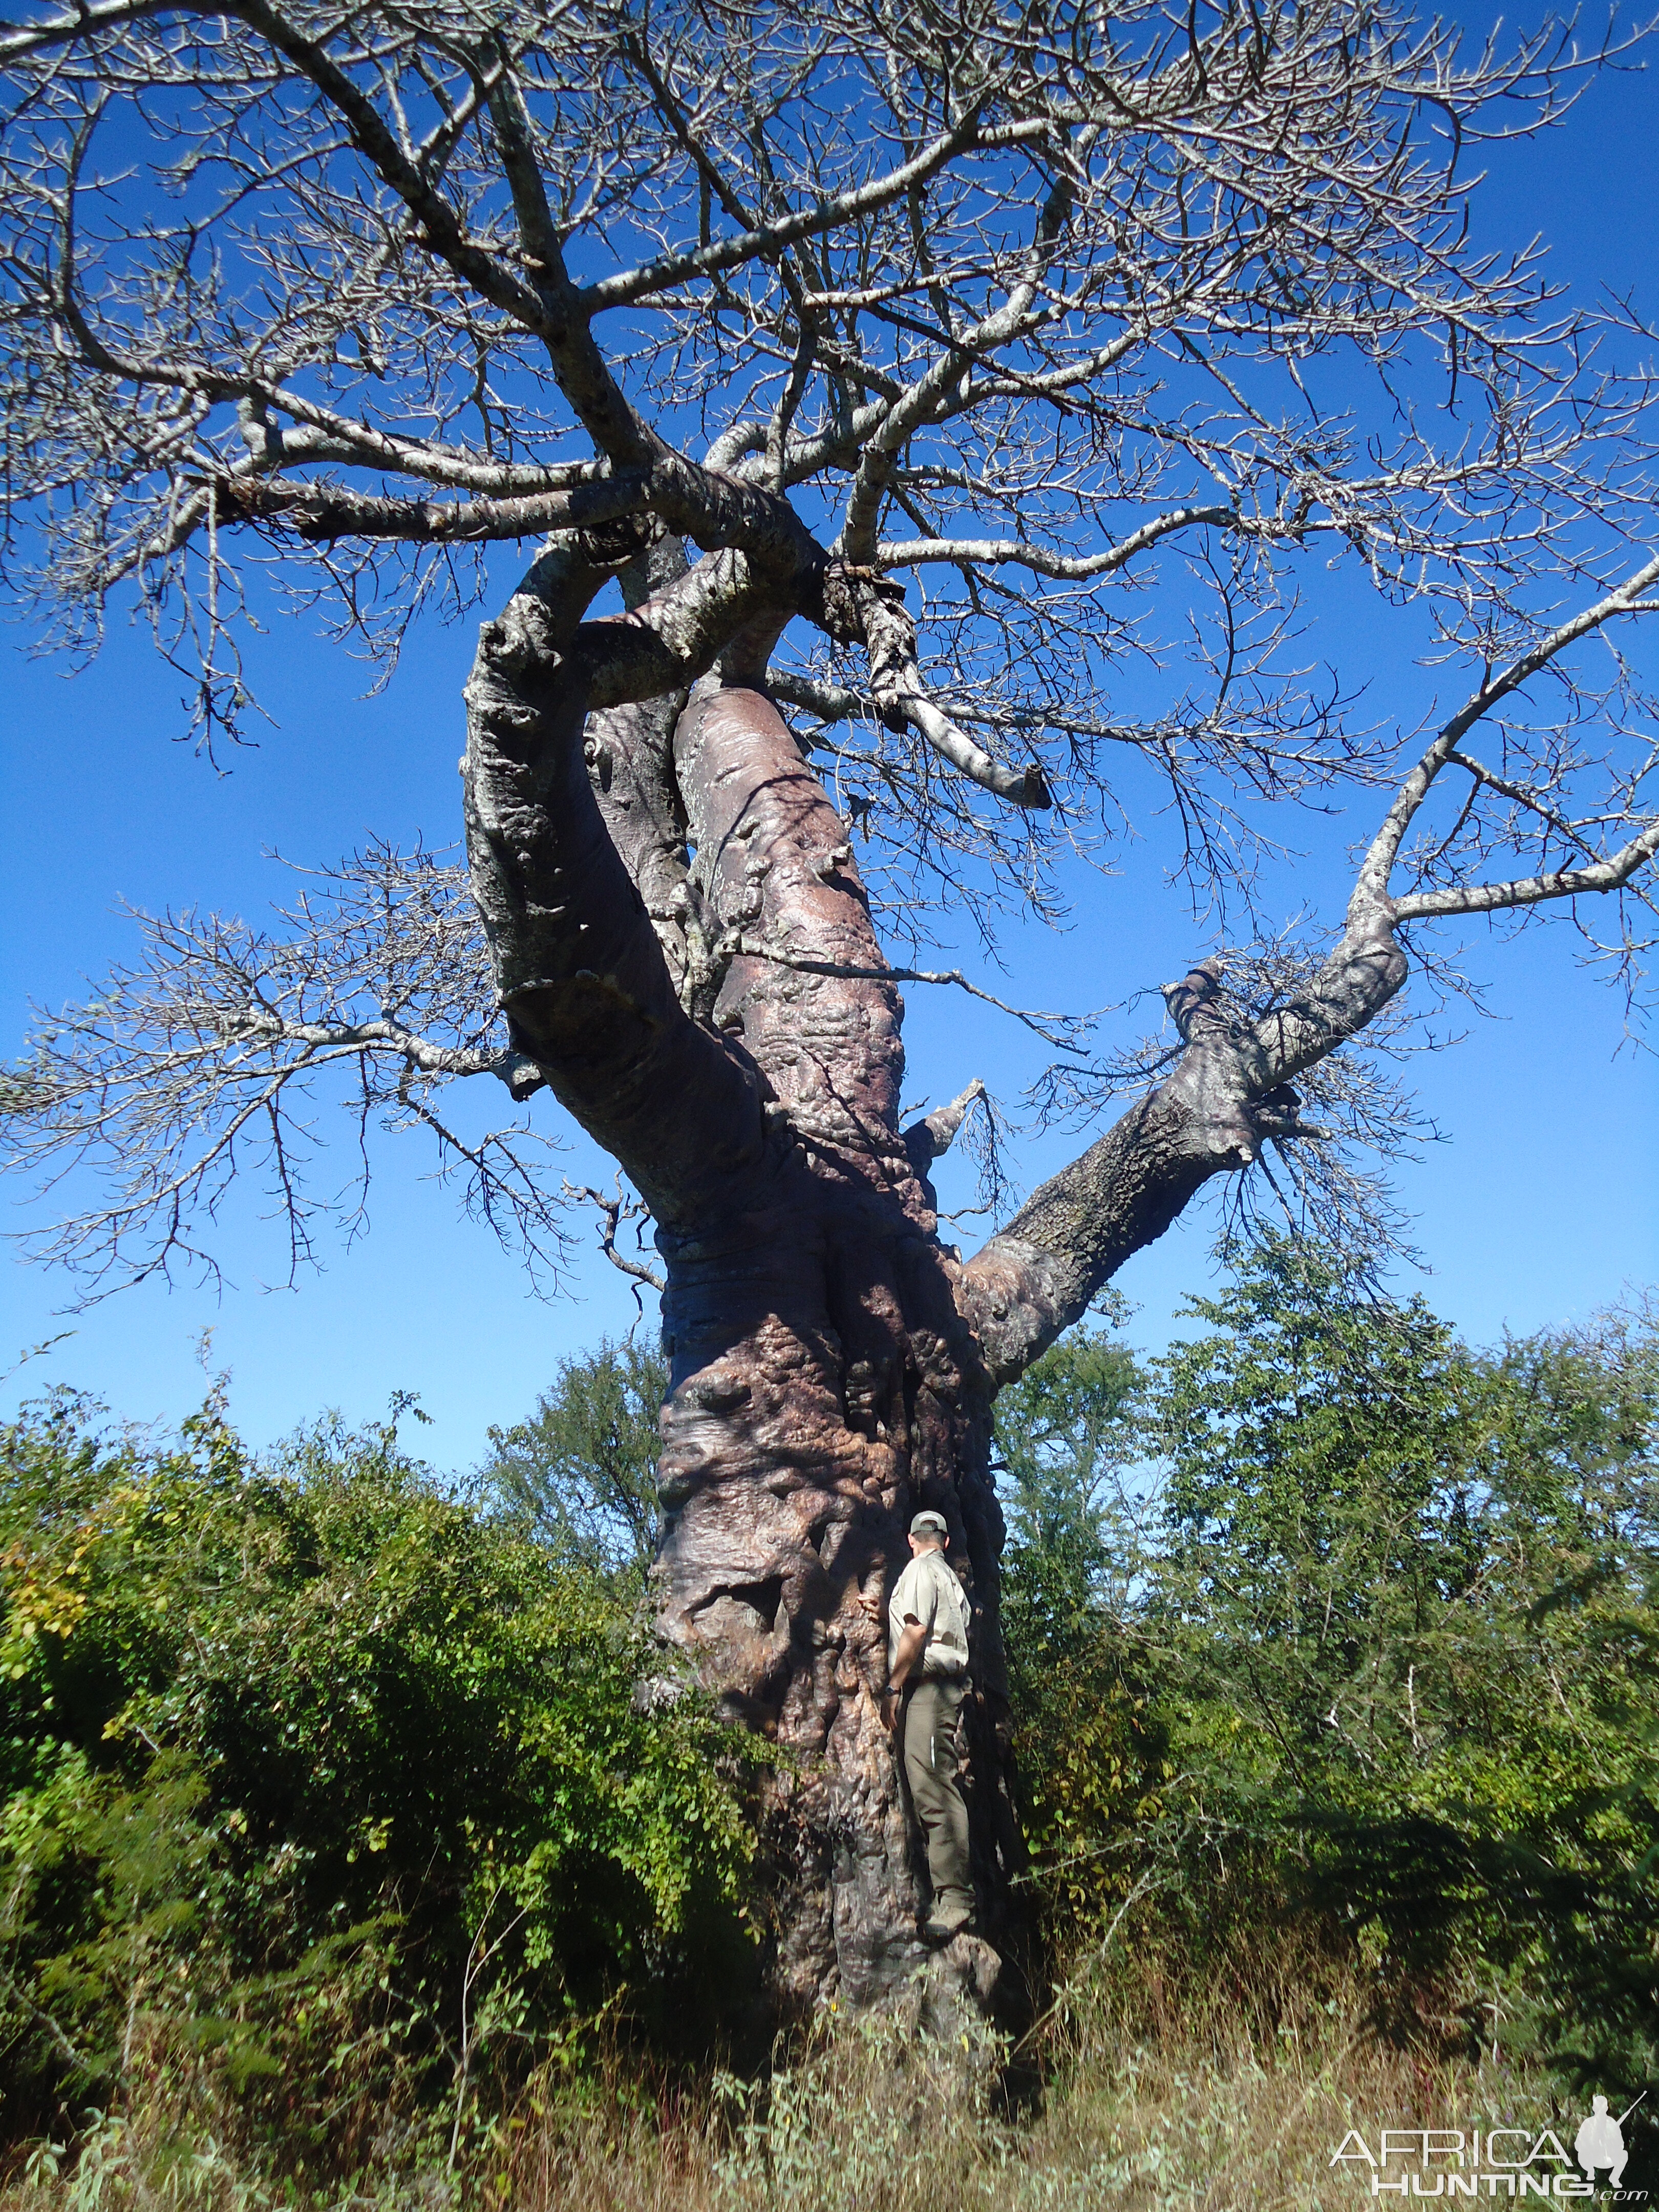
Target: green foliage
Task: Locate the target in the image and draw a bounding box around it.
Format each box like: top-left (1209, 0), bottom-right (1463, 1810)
top-left (996, 1320), bottom-right (1140, 1645)
top-left (5, 1261), bottom-right (1655, 2194)
top-left (0, 1388), bottom-right (757, 2157)
top-left (1148, 1244), bottom-right (1659, 2093)
top-left (996, 1243), bottom-right (1659, 2123)
top-left (481, 1340), bottom-right (667, 1588)
top-left (994, 1328), bottom-right (1167, 1937)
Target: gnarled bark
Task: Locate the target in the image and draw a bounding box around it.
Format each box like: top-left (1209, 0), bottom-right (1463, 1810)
top-left (653, 673), bottom-right (1019, 2008)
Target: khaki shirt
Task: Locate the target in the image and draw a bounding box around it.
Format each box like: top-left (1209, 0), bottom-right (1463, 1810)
top-left (888, 1550), bottom-right (971, 1679)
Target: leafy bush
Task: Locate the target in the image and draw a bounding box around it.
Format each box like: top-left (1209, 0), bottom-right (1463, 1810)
top-left (5, 1255), bottom-right (1654, 2195)
top-left (0, 1388), bottom-right (758, 2161)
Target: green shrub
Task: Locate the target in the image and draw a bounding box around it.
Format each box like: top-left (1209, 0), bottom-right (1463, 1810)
top-left (1148, 1246), bottom-right (1659, 2092)
top-left (0, 1388), bottom-right (759, 2161)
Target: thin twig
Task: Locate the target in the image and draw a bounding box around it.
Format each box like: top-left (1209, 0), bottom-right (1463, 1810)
top-left (734, 938), bottom-right (1092, 1048)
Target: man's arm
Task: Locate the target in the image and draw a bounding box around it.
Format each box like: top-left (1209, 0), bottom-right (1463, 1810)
top-left (882, 1617), bottom-right (927, 1734)
top-left (889, 1618), bottom-right (927, 1692)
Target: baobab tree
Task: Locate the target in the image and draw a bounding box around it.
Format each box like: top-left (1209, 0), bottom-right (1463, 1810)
top-left (3, 0), bottom-right (1655, 2018)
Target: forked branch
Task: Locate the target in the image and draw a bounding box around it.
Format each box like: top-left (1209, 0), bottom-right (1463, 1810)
top-left (1352, 552), bottom-right (1659, 928)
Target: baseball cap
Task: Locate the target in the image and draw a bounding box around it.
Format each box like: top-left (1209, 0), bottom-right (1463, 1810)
top-left (909, 1509), bottom-right (949, 1538)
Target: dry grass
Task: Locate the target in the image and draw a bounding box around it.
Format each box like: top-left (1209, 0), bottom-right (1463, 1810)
top-left (1, 1946), bottom-right (1569, 2212)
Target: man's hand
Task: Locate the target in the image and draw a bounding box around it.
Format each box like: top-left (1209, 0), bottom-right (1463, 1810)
top-left (880, 1685), bottom-right (903, 1736)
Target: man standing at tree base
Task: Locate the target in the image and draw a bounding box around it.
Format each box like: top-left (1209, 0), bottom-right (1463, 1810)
top-left (880, 1511), bottom-right (975, 1942)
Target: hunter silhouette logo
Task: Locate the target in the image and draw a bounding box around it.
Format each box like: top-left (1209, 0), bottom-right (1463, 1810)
top-left (1576, 2098), bottom-right (1645, 2194)
top-left (1330, 2098), bottom-right (1649, 2198)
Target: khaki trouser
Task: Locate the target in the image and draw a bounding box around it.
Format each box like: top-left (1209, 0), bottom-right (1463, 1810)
top-left (901, 1674), bottom-right (972, 1920)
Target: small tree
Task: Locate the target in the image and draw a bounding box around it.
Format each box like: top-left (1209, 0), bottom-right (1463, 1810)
top-left (995, 1314), bottom-right (1142, 1648)
top-left (483, 1338), bottom-right (668, 1586)
top-left (2, 0), bottom-right (1656, 2010)
top-left (993, 1323), bottom-right (1162, 1939)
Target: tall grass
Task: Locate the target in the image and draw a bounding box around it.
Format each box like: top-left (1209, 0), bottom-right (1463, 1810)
top-left (3, 1938), bottom-right (1570, 2212)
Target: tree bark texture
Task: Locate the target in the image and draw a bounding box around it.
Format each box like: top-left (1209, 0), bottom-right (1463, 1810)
top-left (459, 540), bottom-right (1412, 2018)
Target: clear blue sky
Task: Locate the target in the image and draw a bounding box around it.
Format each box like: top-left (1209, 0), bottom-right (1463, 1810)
top-left (3, 36), bottom-right (1656, 1475)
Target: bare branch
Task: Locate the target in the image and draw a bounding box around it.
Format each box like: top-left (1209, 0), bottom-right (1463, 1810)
top-left (563, 1178), bottom-right (667, 1295)
top-left (875, 505), bottom-right (1245, 581)
top-left (902, 1078), bottom-right (987, 1170)
top-left (821, 568), bottom-right (1052, 806)
top-left (1, 847), bottom-right (570, 1298)
top-left (214, 467), bottom-right (652, 545)
top-left (1351, 553), bottom-right (1659, 925)
top-left (580, 114), bottom-right (1045, 314)
top-left (0, 0), bottom-right (172, 64)
top-left (1393, 818), bottom-right (1659, 922)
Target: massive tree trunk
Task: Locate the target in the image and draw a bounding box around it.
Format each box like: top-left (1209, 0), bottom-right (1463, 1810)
top-left (653, 1081), bottom-right (1016, 2013)
top-left (459, 530), bottom-right (1410, 2018)
top-left (651, 674), bottom-right (1019, 2011)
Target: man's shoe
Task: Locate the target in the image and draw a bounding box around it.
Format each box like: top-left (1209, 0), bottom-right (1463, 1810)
top-left (922, 1907), bottom-right (974, 1944)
